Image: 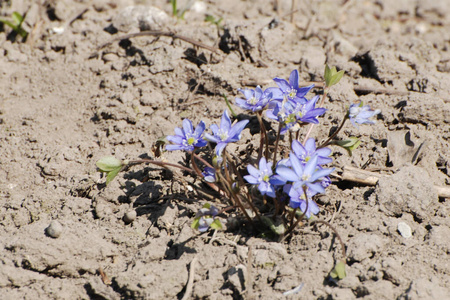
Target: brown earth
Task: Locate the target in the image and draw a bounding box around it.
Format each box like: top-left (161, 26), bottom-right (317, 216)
top-left (1, 0), bottom-right (449, 299)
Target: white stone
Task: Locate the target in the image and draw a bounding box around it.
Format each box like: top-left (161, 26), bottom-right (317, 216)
top-left (398, 222), bottom-right (412, 238)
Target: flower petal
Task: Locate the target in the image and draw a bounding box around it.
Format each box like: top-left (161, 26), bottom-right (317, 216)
top-left (247, 164), bottom-right (260, 178)
top-left (204, 133), bottom-right (220, 143)
top-left (194, 120), bottom-right (206, 138)
top-left (310, 167), bottom-right (334, 182)
top-left (244, 174), bottom-right (259, 184)
top-left (296, 84), bottom-right (314, 98)
top-left (276, 166), bottom-right (298, 182)
top-left (220, 110), bottom-right (231, 132)
top-left (215, 142), bottom-right (227, 156)
top-left (227, 119), bottom-right (249, 141)
top-left (273, 78), bottom-right (290, 92)
top-left (182, 119), bottom-right (193, 135)
top-left (289, 153), bottom-right (305, 179)
top-left (289, 70), bottom-right (299, 88)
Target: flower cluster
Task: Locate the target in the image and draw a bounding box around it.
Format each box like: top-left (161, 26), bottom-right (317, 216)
top-left (96, 66), bottom-right (380, 283)
top-left (163, 69), bottom-right (379, 233)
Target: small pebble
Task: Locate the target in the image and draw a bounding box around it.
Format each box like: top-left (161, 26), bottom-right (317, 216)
top-left (45, 220), bottom-right (63, 238)
top-left (123, 210), bottom-right (137, 224)
top-left (398, 222), bottom-right (412, 238)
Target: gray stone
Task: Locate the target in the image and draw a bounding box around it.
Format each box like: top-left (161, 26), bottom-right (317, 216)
top-left (45, 220), bottom-right (63, 238)
top-left (112, 6), bottom-right (170, 33)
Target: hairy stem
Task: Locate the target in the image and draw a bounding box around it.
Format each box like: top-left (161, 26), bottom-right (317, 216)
top-left (256, 111), bottom-right (270, 161)
top-left (312, 220), bottom-right (347, 260)
top-left (318, 117), bottom-right (348, 148)
top-left (284, 186), bottom-right (309, 238)
top-left (272, 122), bottom-right (283, 164)
top-left (302, 87), bottom-right (328, 144)
top-left (129, 159), bottom-right (195, 174)
top-left (225, 152), bottom-right (261, 221)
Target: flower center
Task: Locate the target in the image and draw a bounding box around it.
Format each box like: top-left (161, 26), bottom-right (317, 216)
top-left (287, 88), bottom-right (297, 99)
top-left (284, 113), bottom-right (296, 125)
top-left (349, 106), bottom-right (362, 118)
top-left (301, 174), bottom-right (311, 182)
top-left (187, 137), bottom-right (196, 145)
top-left (248, 96), bottom-right (257, 105)
top-left (218, 130), bottom-right (228, 141)
top-left (262, 174), bottom-right (270, 182)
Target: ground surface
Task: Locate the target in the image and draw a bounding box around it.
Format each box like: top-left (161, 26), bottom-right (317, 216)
top-left (1, 0), bottom-right (449, 299)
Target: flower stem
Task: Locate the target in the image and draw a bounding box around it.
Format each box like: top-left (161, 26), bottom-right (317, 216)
top-left (284, 186), bottom-right (309, 238)
top-left (129, 159), bottom-right (195, 174)
top-left (318, 116), bottom-right (348, 148)
top-left (302, 87), bottom-right (328, 144)
top-left (256, 111), bottom-right (269, 161)
top-left (225, 152), bottom-right (261, 221)
top-left (193, 153), bottom-right (214, 169)
top-left (272, 122), bottom-right (283, 164)
top-left (189, 151), bottom-right (222, 193)
top-left (221, 151), bottom-right (254, 223)
top-left (311, 220), bottom-right (347, 260)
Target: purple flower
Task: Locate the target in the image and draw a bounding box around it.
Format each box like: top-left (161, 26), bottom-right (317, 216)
top-left (276, 153), bottom-right (334, 194)
top-left (295, 95), bottom-right (326, 124)
top-left (271, 70), bottom-right (314, 105)
top-left (292, 139), bottom-right (332, 165)
top-left (202, 167), bottom-right (216, 183)
top-left (267, 95), bottom-right (325, 134)
top-left (196, 204), bottom-right (220, 232)
top-left (235, 86), bottom-right (272, 112)
top-left (204, 110), bottom-right (249, 156)
top-left (244, 157), bottom-right (284, 198)
top-left (286, 185), bottom-right (320, 218)
top-left (166, 119), bottom-right (207, 152)
top-left (348, 101), bottom-right (380, 127)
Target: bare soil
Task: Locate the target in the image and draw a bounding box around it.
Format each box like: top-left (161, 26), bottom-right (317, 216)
top-left (1, 0), bottom-right (449, 299)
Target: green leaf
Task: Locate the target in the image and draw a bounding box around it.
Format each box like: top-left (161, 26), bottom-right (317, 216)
top-left (210, 219), bottom-right (223, 230)
top-left (170, 0), bottom-right (177, 16)
top-left (12, 12), bottom-right (24, 26)
top-left (0, 19), bottom-right (18, 31)
top-left (324, 65), bottom-right (344, 87)
top-left (202, 203), bottom-right (211, 209)
top-left (191, 217), bottom-right (200, 230)
top-left (330, 261), bottom-right (347, 280)
top-left (335, 137), bottom-right (361, 156)
top-left (96, 156), bottom-right (123, 172)
top-left (261, 216), bottom-right (286, 235)
top-left (106, 166), bottom-right (122, 185)
top-left (336, 136), bottom-right (359, 147)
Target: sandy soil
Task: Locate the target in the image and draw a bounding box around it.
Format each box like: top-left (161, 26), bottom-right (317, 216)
top-left (1, 0), bottom-right (449, 299)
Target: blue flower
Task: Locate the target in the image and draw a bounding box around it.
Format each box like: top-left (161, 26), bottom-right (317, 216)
top-left (235, 86), bottom-right (272, 112)
top-left (204, 110), bottom-right (249, 156)
top-left (166, 119), bottom-right (207, 152)
top-left (202, 167), bottom-right (216, 183)
top-left (196, 204), bottom-right (220, 232)
top-left (244, 157), bottom-right (284, 198)
top-left (348, 101), bottom-right (381, 127)
top-left (295, 95), bottom-right (326, 124)
top-left (271, 70), bottom-right (314, 105)
top-left (276, 153), bottom-right (334, 194)
top-left (285, 184), bottom-right (320, 218)
top-left (266, 95), bottom-right (325, 134)
top-left (292, 138), bottom-right (332, 165)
